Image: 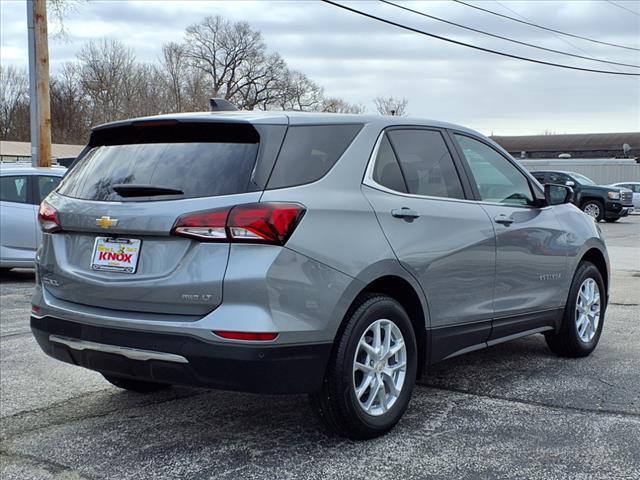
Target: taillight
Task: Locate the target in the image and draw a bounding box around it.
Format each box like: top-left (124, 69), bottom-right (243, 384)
top-left (38, 201), bottom-right (62, 233)
top-left (172, 202), bottom-right (305, 245)
top-left (171, 208), bottom-right (229, 241)
top-left (213, 331), bottom-right (278, 341)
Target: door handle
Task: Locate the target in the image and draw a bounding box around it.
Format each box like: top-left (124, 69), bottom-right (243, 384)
top-left (494, 214), bottom-right (514, 226)
top-left (392, 208), bottom-right (420, 219)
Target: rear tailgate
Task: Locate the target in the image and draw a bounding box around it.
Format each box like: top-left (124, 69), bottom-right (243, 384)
top-left (41, 192), bottom-right (263, 315)
top-left (38, 119), bottom-right (286, 316)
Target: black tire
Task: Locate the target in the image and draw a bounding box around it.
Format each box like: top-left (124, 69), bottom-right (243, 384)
top-left (581, 200), bottom-right (604, 222)
top-left (310, 295), bottom-right (418, 440)
top-left (604, 218), bottom-right (619, 223)
top-left (545, 261), bottom-right (605, 358)
top-left (102, 374), bottom-right (171, 393)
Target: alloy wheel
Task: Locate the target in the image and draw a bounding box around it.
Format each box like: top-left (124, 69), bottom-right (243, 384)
top-left (583, 203), bottom-right (600, 219)
top-left (575, 278), bottom-right (600, 343)
top-left (352, 319), bottom-right (407, 416)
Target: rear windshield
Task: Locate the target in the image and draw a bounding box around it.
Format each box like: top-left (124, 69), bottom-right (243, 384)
top-left (57, 141), bottom-right (259, 201)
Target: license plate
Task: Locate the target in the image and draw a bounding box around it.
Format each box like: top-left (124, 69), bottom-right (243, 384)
top-left (90, 237), bottom-right (141, 274)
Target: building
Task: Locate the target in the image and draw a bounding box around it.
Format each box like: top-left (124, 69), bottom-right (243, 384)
top-left (491, 132), bottom-right (640, 159)
top-left (0, 141), bottom-right (84, 164)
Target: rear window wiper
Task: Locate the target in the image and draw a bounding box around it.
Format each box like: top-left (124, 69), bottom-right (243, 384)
top-left (112, 184), bottom-right (184, 197)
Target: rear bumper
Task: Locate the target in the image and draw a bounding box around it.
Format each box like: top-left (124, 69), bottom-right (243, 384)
top-left (31, 315), bottom-right (331, 394)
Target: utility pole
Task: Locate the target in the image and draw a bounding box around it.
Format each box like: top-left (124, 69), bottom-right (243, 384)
top-left (27, 0), bottom-right (52, 167)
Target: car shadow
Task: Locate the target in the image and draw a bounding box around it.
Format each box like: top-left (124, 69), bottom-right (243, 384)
top-left (6, 329), bottom-right (635, 480)
top-left (0, 268), bottom-right (36, 283)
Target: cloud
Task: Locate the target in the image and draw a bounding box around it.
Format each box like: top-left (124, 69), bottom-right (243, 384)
top-left (1, 0), bottom-right (639, 134)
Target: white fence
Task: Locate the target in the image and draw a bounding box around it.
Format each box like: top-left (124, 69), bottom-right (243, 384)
top-left (519, 158), bottom-right (640, 184)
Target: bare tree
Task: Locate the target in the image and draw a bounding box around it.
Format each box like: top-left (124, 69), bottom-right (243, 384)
top-left (0, 66), bottom-right (30, 140)
top-left (119, 63), bottom-right (158, 118)
top-left (183, 16), bottom-right (323, 111)
top-left (267, 70), bottom-right (324, 111)
top-left (9, 14), bottom-right (372, 144)
top-left (50, 62), bottom-right (91, 144)
top-left (159, 42), bottom-right (188, 112)
top-left (320, 97), bottom-right (366, 114)
top-left (237, 52), bottom-right (287, 110)
top-left (184, 16), bottom-right (266, 106)
top-left (374, 96), bottom-right (408, 116)
top-left (182, 68), bottom-right (211, 112)
top-left (77, 38), bottom-right (137, 124)
top-left (48, 0), bottom-right (86, 38)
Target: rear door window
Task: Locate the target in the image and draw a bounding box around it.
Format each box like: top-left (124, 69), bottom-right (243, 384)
top-left (386, 129), bottom-right (464, 199)
top-left (267, 124), bottom-right (362, 189)
top-left (0, 176), bottom-right (28, 203)
top-left (372, 135), bottom-right (407, 193)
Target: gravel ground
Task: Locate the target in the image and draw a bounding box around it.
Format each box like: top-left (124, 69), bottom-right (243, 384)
top-left (1, 216), bottom-right (639, 480)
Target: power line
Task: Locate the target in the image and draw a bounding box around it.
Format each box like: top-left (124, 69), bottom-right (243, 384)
top-left (453, 0), bottom-right (640, 51)
top-left (380, 0), bottom-right (639, 69)
top-left (606, 0), bottom-right (640, 17)
top-left (320, 0), bottom-right (640, 76)
top-left (492, 1), bottom-right (630, 79)
top-left (494, 1), bottom-right (598, 58)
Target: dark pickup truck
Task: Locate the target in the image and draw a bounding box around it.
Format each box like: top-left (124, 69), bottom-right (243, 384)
top-left (531, 170), bottom-right (634, 222)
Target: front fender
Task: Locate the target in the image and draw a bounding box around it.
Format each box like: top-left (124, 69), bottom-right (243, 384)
top-left (553, 203), bottom-right (610, 297)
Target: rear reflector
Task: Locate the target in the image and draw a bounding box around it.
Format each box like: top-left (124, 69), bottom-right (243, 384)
top-left (213, 331), bottom-right (278, 341)
top-left (172, 202), bottom-right (305, 245)
top-left (38, 201), bottom-right (62, 233)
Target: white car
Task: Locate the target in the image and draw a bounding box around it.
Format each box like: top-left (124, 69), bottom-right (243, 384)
top-left (609, 182), bottom-right (640, 209)
top-left (0, 164), bottom-right (66, 270)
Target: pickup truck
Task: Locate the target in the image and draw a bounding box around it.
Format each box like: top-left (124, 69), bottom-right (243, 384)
top-left (531, 170), bottom-right (634, 222)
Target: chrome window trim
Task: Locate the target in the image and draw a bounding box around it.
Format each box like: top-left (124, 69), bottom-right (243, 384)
top-left (362, 129), bottom-right (478, 205)
top-left (362, 129), bottom-right (544, 210)
top-left (363, 128), bottom-right (551, 211)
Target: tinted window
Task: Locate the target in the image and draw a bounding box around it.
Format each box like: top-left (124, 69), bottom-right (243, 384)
top-left (267, 124), bottom-right (362, 189)
top-left (38, 176), bottom-right (62, 202)
top-left (548, 172), bottom-right (569, 184)
top-left (387, 129), bottom-right (464, 199)
top-left (372, 135), bottom-right (407, 193)
top-left (571, 172), bottom-right (596, 185)
top-left (57, 142), bottom-right (259, 201)
top-left (0, 176), bottom-right (28, 203)
top-left (455, 135), bottom-right (534, 206)
top-left (532, 172), bottom-right (546, 183)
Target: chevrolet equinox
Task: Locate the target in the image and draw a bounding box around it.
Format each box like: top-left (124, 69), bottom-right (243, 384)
top-left (31, 112), bottom-right (609, 439)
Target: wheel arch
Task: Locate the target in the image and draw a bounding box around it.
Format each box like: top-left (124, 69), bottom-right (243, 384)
top-left (336, 275), bottom-right (428, 377)
top-left (579, 247), bottom-right (609, 299)
top-left (579, 196), bottom-right (604, 208)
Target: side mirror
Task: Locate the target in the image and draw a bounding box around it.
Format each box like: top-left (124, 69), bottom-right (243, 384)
top-left (565, 180), bottom-right (575, 187)
top-left (545, 183), bottom-right (574, 205)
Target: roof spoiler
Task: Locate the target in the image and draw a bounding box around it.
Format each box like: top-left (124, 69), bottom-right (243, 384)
top-left (209, 98), bottom-right (238, 112)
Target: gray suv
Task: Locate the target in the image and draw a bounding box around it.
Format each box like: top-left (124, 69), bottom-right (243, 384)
top-left (31, 112), bottom-right (609, 439)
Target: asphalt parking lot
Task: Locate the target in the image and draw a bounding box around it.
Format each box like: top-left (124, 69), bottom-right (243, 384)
top-left (1, 216), bottom-right (639, 480)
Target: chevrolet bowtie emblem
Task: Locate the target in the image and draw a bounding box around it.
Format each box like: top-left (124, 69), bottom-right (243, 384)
top-left (96, 216), bottom-right (118, 228)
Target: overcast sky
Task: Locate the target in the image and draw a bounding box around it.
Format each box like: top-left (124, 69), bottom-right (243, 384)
top-left (1, 0), bottom-right (639, 135)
